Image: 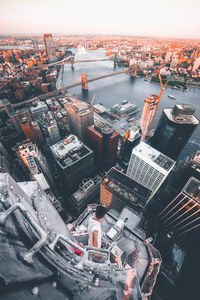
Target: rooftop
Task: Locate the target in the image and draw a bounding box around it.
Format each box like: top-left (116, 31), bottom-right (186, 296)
top-left (94, 121), bottom-right (113, 135)
top-left (183, 177), bottom-right (200, 203)
top-left (50, 135), bottom-right (92, 168)
top-left (67, 101), bottom-right (92, 116)
top-left (0, 173), bottom-right (161, 300)
top-left (30, 101), bottom-right (48, 113)
top-left (104, 167), bottom-right (151, 204)
top-left (133, 142), bottom-right (175, 171)
top-left (164, 104), bottom-right (199, 125)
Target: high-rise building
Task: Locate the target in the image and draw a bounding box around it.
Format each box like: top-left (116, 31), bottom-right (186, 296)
top-left (17, 140), bottom-right (53, 189)
top-left (37, 111), bottom-right (60, 144)
top-left (65, 100), bottom-right (94, 143)
top-left (166, 150), bottom-right (200, 194)
top-left (101, 167), bottom-right (151, 212)
top-left (31, 121), bottom-right (45, 145)
top-left (2, 100), bottom-right (32, 134)
top-left (50, 135), bottom-right (94, 191)
top-left (20, 118), bottom-right (45, 145)
top-left (151, 104), bottom-right (199, 160)
top-left (140, 95), bottom-right (159, 139)
top-left (20, 117), bottom-right (37, 143)
top-left (30, 101), bottom-right (48, 118)
top-left (127, 142), bottom-right (175, 199)
top-left (68, 175), bottom-right (101, 216)
top-left (155, 177), bottom-right (200, 241)
top-left (43, 33), bottom-right (57, 63)
top-left (88, 121), bottom-right (120, 170)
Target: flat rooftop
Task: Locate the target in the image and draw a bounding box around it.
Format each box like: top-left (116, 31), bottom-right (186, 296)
top-left (183, 177), bottom-right (200, 203)
top-left (94, 121), bottom-right (113, 135)
top-left (50, 135), bottom-right (92, 168)
top-left (164, 106), bottom-right (199, 125)
top-left (30, 101), bottom-right (48, 112)
top-left (104, 167), bottom-right (151, 202)
top-left (133, 142), bottom-right (175, 171)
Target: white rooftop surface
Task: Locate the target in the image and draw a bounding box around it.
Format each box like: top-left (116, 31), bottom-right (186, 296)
top-left (165, 108), bottom-right (199, 125)
top-left (133, 142), bottom-right (175, 172)
top-left (34, 173), bottom-right (50, 191)
top-left (134, 142), bottom-right (161, 161)
top-left (50, 135), bottom-right (82, 158)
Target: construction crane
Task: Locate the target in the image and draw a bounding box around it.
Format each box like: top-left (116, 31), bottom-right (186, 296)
top-left (140, 71), bottom-right (169, 140)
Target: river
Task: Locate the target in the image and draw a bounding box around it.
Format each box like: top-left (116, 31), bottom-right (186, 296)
top-left (62, 48), bottom-right (200, 160)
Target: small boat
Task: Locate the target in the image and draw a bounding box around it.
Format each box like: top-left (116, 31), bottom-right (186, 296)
top-left (168, 94), bottom-right (176, 99)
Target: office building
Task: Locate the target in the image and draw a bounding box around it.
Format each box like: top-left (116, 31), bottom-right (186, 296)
top-left (119, 127), bottom-right (140, 164)
top-left (88, 121), bottom-right (120, 170)
top-left (101, 167), bottom-right (151, 212)
top-left (4, 106), bottom-right (32, 134)
top-left (65, 100), bottom-right (93, 142)
top-left (166, 150), bottom-right (200, 194)
top-left (17, 140), bottom-right (53, 189)
top-left (151, 104), bottom-right (199, 160)
top-left (50, 135), bottom-right (94, 190)
top-left (45, 112), bottom-right (60, 144)
top-left (127, 142), bottom-right (175, 199)
top-left (68, 175), bottom-right (101, 216)
top-left (43, 33), bottom-right (57, 63)
top-left (156, 177), bottom-right (200, 240)
top-left (37, 111), bottom-right (60, 144)
top-left (20, 118), bottom-right (45, 145)
top-left (30, 101), bottom-right (48, 118)
top-left (110, 100), bottom-right (137, 116)
top-left (31, 121), bottom-right (45, 145)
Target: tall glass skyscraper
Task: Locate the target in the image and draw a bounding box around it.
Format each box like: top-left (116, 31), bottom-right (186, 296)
top-left (152, 104), bottom-right (199, 160)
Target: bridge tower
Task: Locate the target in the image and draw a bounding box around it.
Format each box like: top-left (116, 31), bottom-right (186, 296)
top-left (129, 64), bottom-right (138, 78)
top-left (70, 56), bottom-right (74, 71)
top-left (114, 54), bottom-right (118, 69)
top-left (81, 73), bottom-right (88, 91)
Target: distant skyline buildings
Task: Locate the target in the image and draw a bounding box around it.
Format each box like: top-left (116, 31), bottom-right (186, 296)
top-left (1, 0), bottom-right (200, 39)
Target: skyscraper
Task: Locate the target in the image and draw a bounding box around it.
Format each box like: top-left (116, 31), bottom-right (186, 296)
top-left (151, 104), bottom-right (199, 160)
top-left (88, 121), bottom-right (120, 170)
top-left (100, 167), bottom-right (151, 212)
top-left (127, 142), bottom-right (175, 200)
top-left (50, 135), bottom-right (94, 191)
top-left (155, 177), bottom-right (200, 240)
top-left (17, 140), bottom-right (53, 189)
top-left (65, 100), bottom-right (94, 143)
top-left (43, 34), bottom-right (57, 63)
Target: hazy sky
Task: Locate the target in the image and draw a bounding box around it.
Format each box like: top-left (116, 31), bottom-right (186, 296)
top-left (0, 0), bottom-right (200, 38)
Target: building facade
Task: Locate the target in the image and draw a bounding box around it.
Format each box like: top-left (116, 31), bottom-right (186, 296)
top-left (88, 121), bottom-right (120, 170)
top-left (50, 135), bottom-right (94, 191)
top-left (68, 175), bottom-right (101, 216)
top-left (65, 100), bottom-right (94, 143)
top-left (151, 104), bottom-right (199, 160)
top-left (100, 167), bottom-right (151, 212)
top-left (43, 33), bottom-right (57, 63)
top-left (127, 142), bottom-right (175, 200)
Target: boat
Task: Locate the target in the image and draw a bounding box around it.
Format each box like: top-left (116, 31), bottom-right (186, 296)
top-left (168, 94), bottom-right (176, 99)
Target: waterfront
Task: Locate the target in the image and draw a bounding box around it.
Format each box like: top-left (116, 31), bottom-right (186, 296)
top-left (62, 49), bottom-right (200, 160)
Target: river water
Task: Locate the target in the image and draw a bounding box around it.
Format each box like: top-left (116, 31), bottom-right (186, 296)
top-left (62, 48), bottom-right (200, 160)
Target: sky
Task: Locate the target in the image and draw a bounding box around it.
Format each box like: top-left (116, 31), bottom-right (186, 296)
top-left (0, 0), bottom-right (200, 39)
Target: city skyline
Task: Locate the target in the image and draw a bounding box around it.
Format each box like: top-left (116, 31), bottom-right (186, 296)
top-left (1, 0), bottom-right (200, 39)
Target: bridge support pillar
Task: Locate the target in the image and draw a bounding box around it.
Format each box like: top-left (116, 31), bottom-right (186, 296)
top-left (81, 73), bottom-right (88, 91)
top-left (70, 56), bottom-right (74, 71)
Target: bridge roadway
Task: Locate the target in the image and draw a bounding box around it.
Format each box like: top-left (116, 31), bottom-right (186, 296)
top-left (8, 68), bottom-right (132, 109)
top-left (29, 56), bottom-right (114, 69)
